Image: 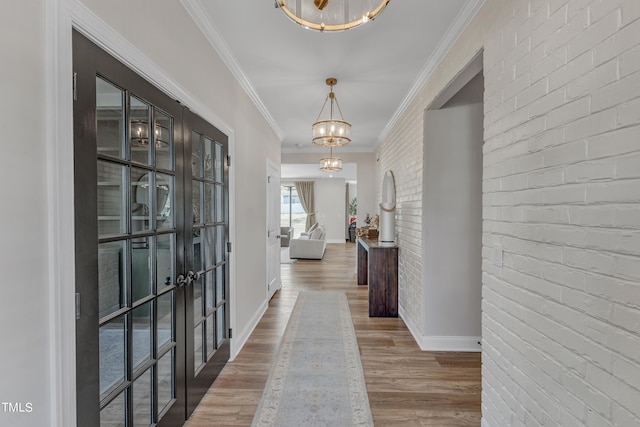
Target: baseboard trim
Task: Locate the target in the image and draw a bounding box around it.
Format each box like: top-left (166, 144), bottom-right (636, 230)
top-left (230, 299), bottom-right (268, 361)
top-left (326, 239), bottom-right (347, 244)
top-left (398, 307), bottom-right (481, 352)
top-left (422, 335), bottom-right (482, 352)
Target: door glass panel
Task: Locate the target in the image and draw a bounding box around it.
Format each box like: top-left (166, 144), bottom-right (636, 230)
top-left (157, 291), bottom-right (173, 350)
top-left (191, 131), bottom-right (202, 178)
top-left (206, 315), bottom-right (214, 359)
top-left (216, 306), bottom-right (225, 346)
top-left (132, 303), bottom-right (152, 371)
top-left (193, 275), bottom-right (203, 324)
top-left (193, 229), bottom-right (202, 273)
top-left (216, 266), bottom-right (224, 305)
top-left (215, 184), bottom-right (223, 222)
top-left (205, 270), bottom-right (214, 310)
top-left (100, 391), bottom-right (126, 427)
top-left (204, 183), bottom-right (214, 223)
top-left (98, 161), bottom-right (127, 236)
top-left (192, 181), bottom-right (202, 225)
top-left (132, 168), bottom-right (152, 232)
top-left (130, 97), bottom-right (151, 165)
top-left (194, 324), bottom-right (204, 372)
top-left (204, 137), bottom-right (213, 179)
top-left (133, 368), bottom-right (152, 427)
top-left (98, 240), bottom-right (126, 319)
top-left (99, 316), bottom-right (126, 397)
top-left (216, 226), bottom-right (224, 264)
top-left (132, 237), bottom-right (152, 303)
top-left (214, 142), bottom-right (223, 182)
top-left (203, 227), bottom-right (214, 268)
top-left (157, 350), bottom-right (174, 415)
top-left (96, 77), bottom-right (125, 159)
top-left (156, 173), bottom-right (173, 230)
top-left (155, 110), bottom-right (173, 171)
top-left (156, 233), bottom-right (174, 290)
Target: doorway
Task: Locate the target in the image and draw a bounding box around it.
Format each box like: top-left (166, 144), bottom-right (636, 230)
top-left (73, 31), bottom-right (230, 426)
top-left (421, 52), bottom-right (484, 350)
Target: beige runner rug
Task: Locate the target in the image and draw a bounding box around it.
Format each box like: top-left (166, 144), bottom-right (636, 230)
top-left (251, 291), bottom-right (373, 427)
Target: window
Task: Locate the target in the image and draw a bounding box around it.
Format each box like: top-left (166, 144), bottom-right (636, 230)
top-left (281, 186), bottom-right (306, 237)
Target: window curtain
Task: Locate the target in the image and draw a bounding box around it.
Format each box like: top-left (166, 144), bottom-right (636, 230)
top-left (295, 181), bottom-right (316, 231)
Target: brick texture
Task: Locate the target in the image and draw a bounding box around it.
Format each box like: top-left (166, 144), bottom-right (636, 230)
top-left (377, 0), bottom-right (640, 425)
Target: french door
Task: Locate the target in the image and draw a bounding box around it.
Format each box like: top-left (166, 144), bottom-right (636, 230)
top-left (73, 31), bottom-right (229, 426)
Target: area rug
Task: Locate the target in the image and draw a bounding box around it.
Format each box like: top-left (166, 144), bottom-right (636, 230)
top-left (251, 291), bottom-right (373, 427)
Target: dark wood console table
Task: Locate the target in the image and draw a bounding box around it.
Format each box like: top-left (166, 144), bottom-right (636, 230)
top-left (357, 237), bottom-right (398, 317)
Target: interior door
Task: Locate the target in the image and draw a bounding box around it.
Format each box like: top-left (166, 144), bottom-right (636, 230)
top-left (184, 113), bottom-right (230, 416)
top-left (73, 31), bottom-right (230, 427)
top-left (266, 160), bottom-right (281, 299)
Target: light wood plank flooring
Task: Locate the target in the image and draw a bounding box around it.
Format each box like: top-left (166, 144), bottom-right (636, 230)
top-left (186, 243), bottom-right (481, 426)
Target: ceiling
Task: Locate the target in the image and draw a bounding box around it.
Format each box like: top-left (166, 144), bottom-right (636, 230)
top-left (184, 0), bottom-right (480, 156)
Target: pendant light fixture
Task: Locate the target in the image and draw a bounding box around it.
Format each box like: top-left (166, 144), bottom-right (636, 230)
top-left (312, 77), bottom-right (351, 147)
top-left (277, 0), bottom-right (390, 32)
top-left (319, 146), bottom-right (343, 172)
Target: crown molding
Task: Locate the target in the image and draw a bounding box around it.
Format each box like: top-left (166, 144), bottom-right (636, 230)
top-left (376, 0), bottom-right (485, 146)
top-left (180, 0), bottom-right (285, 141)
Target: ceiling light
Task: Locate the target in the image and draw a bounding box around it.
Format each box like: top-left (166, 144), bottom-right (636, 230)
top-left (312, 78), bottom-right (351, 147)
top-left (277, 0), bottom-right (389, 32)
top-left (320, 147), bottom-right (343, 172)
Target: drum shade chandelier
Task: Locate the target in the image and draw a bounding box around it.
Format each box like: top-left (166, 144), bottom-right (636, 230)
top-left (319, 146), bottom-right (343, 172)
top-left (276, 0), bottom-right (389, 32)
top-left (312, 77), bottom-right (351, 148)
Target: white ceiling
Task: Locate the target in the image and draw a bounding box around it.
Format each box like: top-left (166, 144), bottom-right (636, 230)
top-left (184, 0), bottom-right (480, 155)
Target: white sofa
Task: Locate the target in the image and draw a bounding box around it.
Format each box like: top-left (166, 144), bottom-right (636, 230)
top-left (289, 224), bottom-right (326, 259)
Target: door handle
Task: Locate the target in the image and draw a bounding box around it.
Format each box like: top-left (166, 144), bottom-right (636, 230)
top-left (187, 270), bottom-right (200, 282)
top-left (176, 274), bottom-right (187, 287)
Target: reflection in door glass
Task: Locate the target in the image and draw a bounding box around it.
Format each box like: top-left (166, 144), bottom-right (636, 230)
top-left (157, 350), bottom-right (174, 415)
top-left (155, 110), bottom-right (173, 171)
top-left (132, 368), bottom-right (152, 427)
top-left (132, 303), bottom-right (152, 371)
top-left (97, 161), bottom-right (127, 236)
top-left (156, 173), bottom-right (173, 230)
top-left (157, 291), bottom-right (173, 350)
top-left (131, 168), bottom-right (152, 232)
top-left (156, 233), bottom-right (175, 290)
top-left (130, 96), bottom-right (151, 165)
top-left (100, 390), bottom-right (126, 427)
top-left (98, 240), bottom-right (126, 319)
top-left (131, 236), bottom-right (152, 303)
top-left (99, 316), bottom-right (126, 397)
top-left (96, 77), bottom-right (125, 159)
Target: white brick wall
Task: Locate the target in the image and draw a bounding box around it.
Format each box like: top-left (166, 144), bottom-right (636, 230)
top-left (377, 0), bottom-right (640, 425)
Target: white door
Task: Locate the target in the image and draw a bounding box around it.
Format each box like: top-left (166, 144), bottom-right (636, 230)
top-left (266, 160), bottom-right (281, 299)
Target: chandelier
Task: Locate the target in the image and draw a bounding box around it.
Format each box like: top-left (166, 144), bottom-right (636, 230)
top-left (131, 120), bottom-right (170, 148)
top-left (312, 78), bottom-right (351, 147)
top-left (320, 147), bottom-right (343, 172)
top-left (277, 0), bottom-right (389, 32)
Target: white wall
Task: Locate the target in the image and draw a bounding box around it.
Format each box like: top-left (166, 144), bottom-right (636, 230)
top-left (377, 0), bottom-right (640, 425)
top-left (314, 179), bottom-right (347, 242)
top-left (0, 1), bottom-right (51, 426)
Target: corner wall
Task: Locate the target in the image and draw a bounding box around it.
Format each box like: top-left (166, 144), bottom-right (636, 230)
top-left (376, 0), bottom-right (640, 425)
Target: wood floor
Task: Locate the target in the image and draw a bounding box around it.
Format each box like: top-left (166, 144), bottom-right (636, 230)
top-left (185, 243), bottom-right (482, 426)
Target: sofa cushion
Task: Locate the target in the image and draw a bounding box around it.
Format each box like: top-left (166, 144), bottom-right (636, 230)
top-left (307, 222), bottom-right (319, 233)
top-left (310, 226), bottom-right (324, 240)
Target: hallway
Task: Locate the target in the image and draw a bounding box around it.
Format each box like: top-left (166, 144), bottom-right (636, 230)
top-left (186, 243), bottom-right (481, 426)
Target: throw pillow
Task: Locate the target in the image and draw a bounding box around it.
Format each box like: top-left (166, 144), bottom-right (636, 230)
top-left (307, 222), bottom-right (318, 233)
top-left (310, 227), bottom-right (323, 240)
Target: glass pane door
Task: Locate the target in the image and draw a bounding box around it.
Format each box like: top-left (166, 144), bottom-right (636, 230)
top-left (185, 114), bottom-right (230, 416)
top-left (73, 31), bottom-right (231, 427)
top-left (74, 32), bottom-right (186, 427)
